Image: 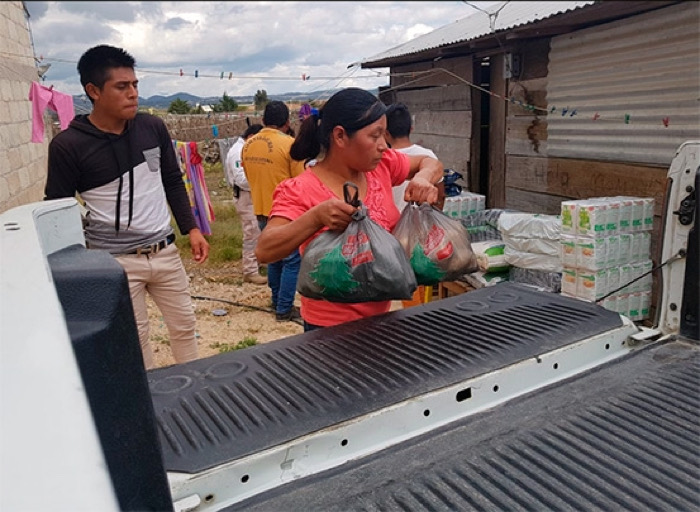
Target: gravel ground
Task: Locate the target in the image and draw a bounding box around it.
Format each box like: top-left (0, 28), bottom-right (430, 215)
top-left (148, 258), bottom-right (303, 369)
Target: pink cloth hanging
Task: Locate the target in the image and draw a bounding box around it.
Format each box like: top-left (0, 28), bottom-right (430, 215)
top-left (28, 81), bottom-right (75, 143)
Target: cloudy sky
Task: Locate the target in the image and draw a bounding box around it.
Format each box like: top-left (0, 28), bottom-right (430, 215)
top-left (24, 1), bottom-right (497, 100)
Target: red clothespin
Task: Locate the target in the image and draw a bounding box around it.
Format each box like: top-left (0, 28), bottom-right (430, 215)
top-left (592, 112), bottom-right (600, 121)
top-left (662, 117), bottom-right (670, 127)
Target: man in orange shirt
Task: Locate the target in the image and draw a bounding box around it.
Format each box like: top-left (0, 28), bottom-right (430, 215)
top-left (242, 101), bottom-right (305, 321)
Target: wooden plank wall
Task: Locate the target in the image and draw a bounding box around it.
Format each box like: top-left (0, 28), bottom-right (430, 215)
top-left (381, 57), bottom-right (473, 182)
top-left (503, 38), bottom-right (667, 215)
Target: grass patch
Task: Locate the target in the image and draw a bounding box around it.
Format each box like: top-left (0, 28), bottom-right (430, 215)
top-left (210, 336), bottom-right (258, 353)
top-left (174, 161), bottom-right (244, 265)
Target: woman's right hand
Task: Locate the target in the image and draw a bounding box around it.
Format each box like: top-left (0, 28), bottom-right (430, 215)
top-left (313, 198), bottom-right (358, 231)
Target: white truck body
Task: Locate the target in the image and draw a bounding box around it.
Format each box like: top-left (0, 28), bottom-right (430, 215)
top-left (1, 141), bottom-right (698, 511)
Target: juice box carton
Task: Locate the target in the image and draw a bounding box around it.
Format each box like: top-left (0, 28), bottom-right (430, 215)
top-left (577, 236), bottom-right (607, 271)
top-left (577, 201), bottom-right (607, 237)
top-left (560, 235), bottom-right (577, 268)
top-left (577, 268), bottom-right (607, 302)
top-left (561, 267), bottom-right (578, 297)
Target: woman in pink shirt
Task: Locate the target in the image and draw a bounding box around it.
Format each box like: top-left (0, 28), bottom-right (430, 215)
top-left (255, 88), bottom-right (443, 331)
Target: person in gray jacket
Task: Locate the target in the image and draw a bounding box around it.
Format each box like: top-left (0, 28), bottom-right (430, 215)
top-left (44, 44), bottom-right (209, 369)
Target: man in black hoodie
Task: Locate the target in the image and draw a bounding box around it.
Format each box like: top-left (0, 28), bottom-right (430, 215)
top-left (45, 44), bottom-right (209, 370)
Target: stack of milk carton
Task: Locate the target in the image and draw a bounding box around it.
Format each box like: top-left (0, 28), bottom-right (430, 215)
top-left (442, 191), bottom-right (486, 219)
top-left (560, 196), bottom-right (654, 321)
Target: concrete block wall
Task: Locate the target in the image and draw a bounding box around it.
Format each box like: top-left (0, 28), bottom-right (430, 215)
top-left (0, 1), bottom-right (49, 214)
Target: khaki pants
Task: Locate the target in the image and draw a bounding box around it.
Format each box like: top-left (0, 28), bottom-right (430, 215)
top-left (115, 244), bottom-right (198, 369)
top-left (234, 189), bottom-right (261, 275)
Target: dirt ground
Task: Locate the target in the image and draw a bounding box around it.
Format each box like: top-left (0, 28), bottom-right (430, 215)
top-left (147, 258), bottom-right (304, 369)
top-left (146, 257), bottom-right (409, 369)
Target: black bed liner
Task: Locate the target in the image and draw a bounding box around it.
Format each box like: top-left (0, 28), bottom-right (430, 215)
top-left (149, 283), bottom-right (623, 474)
top-left (227, 338), bottom-right (700, 511)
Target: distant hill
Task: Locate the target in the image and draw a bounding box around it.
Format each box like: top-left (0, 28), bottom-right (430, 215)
top-left (72, 88), bottom-right (379, 112)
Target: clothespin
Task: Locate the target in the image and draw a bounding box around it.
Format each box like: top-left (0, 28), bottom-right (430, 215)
top-left (180, 69), bottom-right (183, 76)
top-left (592, 112), bottom-right (600, 120)
top-left (569, 109), bottom-right (577, 117)
top-left (228, 72), bottom-right (232, 80)
top-left (561, 107), bottom-right (569, 116)
top-left (662, 117), bottom-right (670, 127)
top-left (550, 106), bottom-right (556, 113)
top-left (624, 114), bottom-right (631, 124)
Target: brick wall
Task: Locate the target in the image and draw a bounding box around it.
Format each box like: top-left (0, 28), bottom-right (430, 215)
top-left (0, 1), bottom-right (49, 213)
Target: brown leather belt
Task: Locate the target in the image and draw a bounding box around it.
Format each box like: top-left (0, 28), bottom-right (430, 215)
top-left (129, 234), bottom-right (175, 255)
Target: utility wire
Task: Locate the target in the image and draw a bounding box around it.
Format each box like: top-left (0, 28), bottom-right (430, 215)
top-left (191, 295), bottom-right (304, 326)
top-left (595, 250), bottom-right (686, 304)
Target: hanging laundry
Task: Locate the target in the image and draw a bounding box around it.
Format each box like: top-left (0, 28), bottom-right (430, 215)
top-left (173, 140), bottom-right (215, 235)
top-left (28, 81), bottom-right (75, 143)
top-left (216, 137), bottom-right (237, 169)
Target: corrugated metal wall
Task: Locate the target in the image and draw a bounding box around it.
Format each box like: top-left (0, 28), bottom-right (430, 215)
top-left (546, 2), bottom-right (700, 166)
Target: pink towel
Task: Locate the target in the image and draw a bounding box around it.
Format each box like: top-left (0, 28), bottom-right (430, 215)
top-left (28, 81), bottom-right (75, 143)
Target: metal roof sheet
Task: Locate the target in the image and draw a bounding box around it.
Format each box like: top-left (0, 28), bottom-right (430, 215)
top-left (359, 1), bottom-right (595, 65)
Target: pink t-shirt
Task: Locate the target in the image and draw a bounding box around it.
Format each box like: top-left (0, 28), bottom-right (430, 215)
top-left (270, 149), bottom-right (410, 327)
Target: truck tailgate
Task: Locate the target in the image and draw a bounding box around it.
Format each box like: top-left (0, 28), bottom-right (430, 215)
top-left (149, 283), bottom-right (625, 473)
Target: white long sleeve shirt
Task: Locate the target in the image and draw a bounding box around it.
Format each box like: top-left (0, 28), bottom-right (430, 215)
top-left (224, 136), bottom-right (251, 191)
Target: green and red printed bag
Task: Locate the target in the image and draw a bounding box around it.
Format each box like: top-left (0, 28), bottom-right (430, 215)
top-left (297, 183), bottom-right (417, 303)
top-left (393, 202), bottom-right (479, 286)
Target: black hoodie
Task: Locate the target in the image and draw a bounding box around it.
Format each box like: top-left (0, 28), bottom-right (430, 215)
top-left (45, 113), bottom-right (197, 254)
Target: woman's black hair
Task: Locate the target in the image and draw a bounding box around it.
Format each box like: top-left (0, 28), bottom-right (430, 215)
top-left (290, 87), bottom-right (387, 162)
top-left (242, 123), bottom-right (263, 139)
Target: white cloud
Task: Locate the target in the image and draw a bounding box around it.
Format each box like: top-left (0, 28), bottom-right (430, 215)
top-left (24, 1), bottom-right (499, 99)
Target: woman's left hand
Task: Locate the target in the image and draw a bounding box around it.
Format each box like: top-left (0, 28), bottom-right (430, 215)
top-left (405, 176), bottom-right (439, 205)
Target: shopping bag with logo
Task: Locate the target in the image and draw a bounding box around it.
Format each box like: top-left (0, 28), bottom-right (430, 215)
top-left (393, 201), bottom-right (479, 286)
top-left (297, 183), bottom-right (417, 303)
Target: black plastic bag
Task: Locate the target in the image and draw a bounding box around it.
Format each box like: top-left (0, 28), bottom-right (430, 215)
top-left (393, 202), bottom-right (479, 285)
top-left (443, 168), bottom-right (463, 197)
top-left (297, 183), bottom-right (417, 303)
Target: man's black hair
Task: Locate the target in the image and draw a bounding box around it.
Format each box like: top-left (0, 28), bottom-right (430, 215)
top-left (77, 45), bottom-right (136, 93)
top-left (385, 102), bottom-right (412, 138)
top-left (263, 101), bottom-right (290, 127)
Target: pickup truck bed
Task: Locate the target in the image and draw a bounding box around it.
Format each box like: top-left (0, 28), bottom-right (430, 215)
top-left (148, 283), bottom-right (700, 510)
top-left (150, 283), bottom-right (625, 472)
top-left (229, 336), bottom-right (699, 511)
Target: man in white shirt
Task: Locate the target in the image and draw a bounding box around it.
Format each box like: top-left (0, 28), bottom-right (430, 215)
top-left (225, 124), bottom-right (267, 285)
top-left (385, 102), bottom-right (446, 309)
top-left (385, 103), bottom-right (443, 213)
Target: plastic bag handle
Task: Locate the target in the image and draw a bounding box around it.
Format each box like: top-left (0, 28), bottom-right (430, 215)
top-left (343, 182), bottom-right (361, 207)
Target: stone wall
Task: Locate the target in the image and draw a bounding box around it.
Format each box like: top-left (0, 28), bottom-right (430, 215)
top-left (0, 1), bottom-right (49, 213)
top-left (162, 113), bottom-right (262, 163)
top-left (161, 112), bottom-right (304, 164)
